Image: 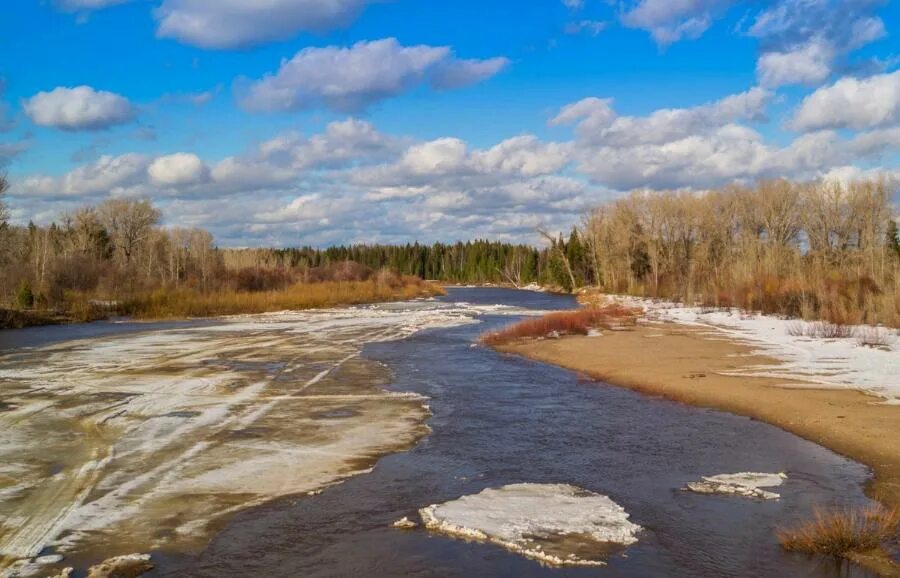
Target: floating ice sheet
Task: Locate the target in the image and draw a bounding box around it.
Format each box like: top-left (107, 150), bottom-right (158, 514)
top-left (684, 472), bottom-right (787, 499)
top-left (419, 483), bottom-right (641, 567)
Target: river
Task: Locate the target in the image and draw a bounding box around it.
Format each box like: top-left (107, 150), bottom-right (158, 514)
top-left (0, 288), bottom-right (875, 577)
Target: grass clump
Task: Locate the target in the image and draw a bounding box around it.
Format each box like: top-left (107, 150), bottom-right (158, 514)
top-left (480, 304), bottom-right (640, 346)
top-left (777, 506), bottom-right (900, 558)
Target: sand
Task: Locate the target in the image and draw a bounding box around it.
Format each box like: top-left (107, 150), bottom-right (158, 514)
top-left (503, 323), bottom-right (900, 573)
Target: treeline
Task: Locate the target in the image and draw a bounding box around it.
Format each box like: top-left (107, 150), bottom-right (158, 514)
top-left (3, 172), bottom-right (897, 327)
top-left (0, 177), bottom-right (437, 325)
top-left (221, 240), bottom-right (579, 288)
top-left (578, 179), bottom-right (900, 326)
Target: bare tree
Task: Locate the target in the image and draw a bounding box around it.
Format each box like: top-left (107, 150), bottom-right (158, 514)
top-left (98, 199), bottom-right (162, 263)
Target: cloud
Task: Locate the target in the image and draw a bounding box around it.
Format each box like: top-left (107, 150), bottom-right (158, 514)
top-left (161, 86), bottom-right (222, 107)
top-left (756, 38), bottom-right (833, 87)
top-left (0, 141), bottom-right (29, 168)
top-left (23, 86), bottom-right (135, 131)
top-left (430, 57), bottom-right (510, 90)
top-left (55, 0), bottom-right (131, 11)
top-left (564, 20), bottom-right (608, 36)
top-left (790, 70), bottom-right (900, 132)
top-left (239, 38), bottom-right (508, 113)
top-left (155, 0), bottom-right (375, 50)
top-left (552, 85), bottom-right (897, 190)
top-left (747, 0), bottom-right (887, 87)
top-left (148, 153), bottom-right (210, 186)
top-left (13, 153), bottom-right (150, 198)
top-left (552, 87), bottom-right (772, 146)
top-left (620, 0), bottom-right (735, 46)
top-left (9, 101), bottom-right (898, 247)
top-left (352, 134), bottom-right (571, 187)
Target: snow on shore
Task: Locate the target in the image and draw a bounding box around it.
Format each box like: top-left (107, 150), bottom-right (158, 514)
top-left (419, 483), bottom-right (641, 567)
top-left (684, 472), bottom-right (787, 500)
top-left (610, 297), bottom-right (900, 403)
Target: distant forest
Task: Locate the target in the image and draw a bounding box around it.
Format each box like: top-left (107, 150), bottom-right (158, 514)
top-left (221, 237), bottom-right (586, 290)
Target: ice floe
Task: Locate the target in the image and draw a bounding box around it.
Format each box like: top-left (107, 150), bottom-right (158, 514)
top-left (419, 483), bottom-right (641, 567)
top-left (684, 472), bottom-right (787, 499)
top-left (392, 516), bottom-right (417, 529)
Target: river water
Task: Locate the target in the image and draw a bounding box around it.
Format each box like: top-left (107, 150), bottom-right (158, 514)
top-left (0, 288), bottom-right (875, 577)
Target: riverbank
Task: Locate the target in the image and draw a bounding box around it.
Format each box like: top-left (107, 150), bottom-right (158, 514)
top-left (501, 321), bottom-right (900, 575)
top-left (0, 278), bottom-right (444, 330)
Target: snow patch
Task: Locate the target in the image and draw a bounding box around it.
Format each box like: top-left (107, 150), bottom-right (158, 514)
top-left (608, 296), bottom-right (900, 403)
top-left (419, 483), bottom-right (640, 567)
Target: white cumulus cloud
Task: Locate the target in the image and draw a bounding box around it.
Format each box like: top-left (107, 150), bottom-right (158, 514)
top-left (155, 0), bottom-right (375, 49)
top-left (23, 86), bottom-right (135, 131)
top-left (239, 38), bottom-right (508, 113)
top-left (790, 71), bottom-right (900, 132)
top-left (620, 0), bottom-right (734, 46)
top-left (148, 153), bottom-right (210, 186)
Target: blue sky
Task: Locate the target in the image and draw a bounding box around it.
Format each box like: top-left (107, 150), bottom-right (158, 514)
top-left (1, 0), bottom-right (898, 246)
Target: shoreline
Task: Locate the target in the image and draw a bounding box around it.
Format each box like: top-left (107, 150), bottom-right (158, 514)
top-left (501, 322), bottom-right (900, 575)
top-left (0, 281), bottom-right (445, 331)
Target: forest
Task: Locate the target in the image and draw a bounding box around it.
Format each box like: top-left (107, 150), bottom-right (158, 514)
top-left (2, 173), bottom-right (899, 327)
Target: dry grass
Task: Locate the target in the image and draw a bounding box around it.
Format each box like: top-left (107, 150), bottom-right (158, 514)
top-left (480, 304), bottom-right (640, 346)
top-left (778, 506), bottom-right (900, 558)
top-left (123, 276), bottom-right (443, 319)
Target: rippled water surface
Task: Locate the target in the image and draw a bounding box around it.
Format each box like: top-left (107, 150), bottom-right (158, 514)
top-left (155, 288), bottom-right (874, 577)
top-left (0, 288), bottom-right (876, 577)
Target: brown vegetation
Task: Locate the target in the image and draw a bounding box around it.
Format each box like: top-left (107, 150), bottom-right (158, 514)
top-left (580, 178), bottom-right (900, 326)
top-left (479, 305), bottom-right (639, 346)
top-left (124, 274), bottom-right (441, 319)
top-left (778, 506), bottom-right (900, 559)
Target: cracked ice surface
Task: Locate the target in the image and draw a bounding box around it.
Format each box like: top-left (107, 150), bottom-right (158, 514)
top-left (0, 299), bottom-right (538, 574)
top-left (684, 472), bottom-right (787, 500)
top-left (419, 483), bottom-right (641, 567)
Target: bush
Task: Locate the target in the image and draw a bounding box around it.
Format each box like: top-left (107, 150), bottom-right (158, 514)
top-left (778, 506), bottom-right (900, 558)
top-left (16, 281), bottom-right (34, 309)
top-left (480, 304), bottom-right (640, 346)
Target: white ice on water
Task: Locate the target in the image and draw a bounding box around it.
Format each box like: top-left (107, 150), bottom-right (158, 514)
top-left (609, 296), bottom-right (900, 403)
top-left (419, 483), bottom-right (641, 567)
top-left (684, 472), bottom-right (787, 500)
top-left (0, 298), bottom-right (545, 574)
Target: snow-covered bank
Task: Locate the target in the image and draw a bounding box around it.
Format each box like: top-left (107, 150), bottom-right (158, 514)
top-left (419, 483), bottom-right (641, 567)
top-left (609, 296), bottom-right (900, 403)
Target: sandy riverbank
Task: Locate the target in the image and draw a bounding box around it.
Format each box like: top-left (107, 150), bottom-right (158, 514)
top-left (502, 321), bottom-right (900, 574)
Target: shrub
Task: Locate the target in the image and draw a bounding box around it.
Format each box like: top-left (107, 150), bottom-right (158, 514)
top-left (16, 281), bottom-right (34, 309)
top-left (778, 506), bottom-right (900, 558)
top-left (480, 304), bottom-right (640, 346)
top-left (785, 320), bottom-right (853, 339)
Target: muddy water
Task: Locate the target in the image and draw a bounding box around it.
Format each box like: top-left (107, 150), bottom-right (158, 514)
top-left (150, 288), bottom-right (874, 577)
top-left (0, 288), bottom-right (876, 577)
